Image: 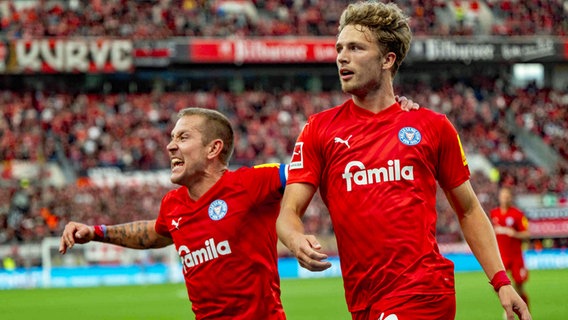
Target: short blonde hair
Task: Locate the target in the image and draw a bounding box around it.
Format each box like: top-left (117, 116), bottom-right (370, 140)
top-left (338, 1), bottom-right (412, 76)
top-left (177, 108), bottom-right (234, 164)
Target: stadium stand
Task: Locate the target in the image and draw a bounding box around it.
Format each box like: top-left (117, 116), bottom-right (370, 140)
top-left (2, 81), bottom-right (566, 247)
top-left (1, 0), bottom-right (567, 267)
top-left (1, 0), bottom-right (566, 38)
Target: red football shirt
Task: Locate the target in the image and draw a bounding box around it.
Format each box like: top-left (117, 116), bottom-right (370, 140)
top-left (288, 100), bottom-right (470, 312)
top-left (155, 164), bottom-right (287, 320)
top-left (490, 206), bottom-right (528, 260)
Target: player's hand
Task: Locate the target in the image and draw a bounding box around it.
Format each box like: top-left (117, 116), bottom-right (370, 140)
top-left (396, 95), bottom-right (419, 111)
top-left (498, 285), bottom-right (532, 320)
top-left (59, 221), bottom-right (95, 254)
top-left (288, 234), bottom-right (332, 272)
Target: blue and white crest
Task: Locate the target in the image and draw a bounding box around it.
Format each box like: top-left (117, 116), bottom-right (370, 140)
top-left (398, 127), bottom-right (422, 146)
top-left (208, 200), bottom-right (228, 221)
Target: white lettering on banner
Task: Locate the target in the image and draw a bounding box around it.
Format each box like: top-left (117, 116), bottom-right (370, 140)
top-left (178, 239), bottom-right (232, 272)
top-left (234, 40), bottom-right (307, 63)
top-left (501, 39), bottom-right (555, 61)
top-left (16, 41), bottom-right (47, 70)
top-left (425, 39), bottom-right (495, 62)
top-left (66, 41), bottom-right (89, 71)
top-left (15, 39), bottom-right (132, 72)
top-left (314, 45), bottom-right (337, 61)
top-left (342, 160), bottom-right (414, 192)
top-left (43, 40), bottom-right (65, 70)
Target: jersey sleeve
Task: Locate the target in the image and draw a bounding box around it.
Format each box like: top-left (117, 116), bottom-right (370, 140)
top-left (437, 116), bottom-right (471, 190)
top-left (517, 209), bottom-right (529, 232)
top-left (287, 117), bottom-right (323, 187)
top-left (243, 163), bottom-right (288, 203)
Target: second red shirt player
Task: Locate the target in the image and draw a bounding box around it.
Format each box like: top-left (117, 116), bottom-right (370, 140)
top-left (490, 187), bottom-right (531, 306)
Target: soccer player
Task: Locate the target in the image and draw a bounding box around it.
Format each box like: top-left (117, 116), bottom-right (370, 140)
top-left (275, 2), bottom-right (532, 320)
top-left (59, 108), bottom-right (288, 320)
top-left (490, 187), bottom-right (531, 307)
top-left (59, 103), bottom-right (418, 319)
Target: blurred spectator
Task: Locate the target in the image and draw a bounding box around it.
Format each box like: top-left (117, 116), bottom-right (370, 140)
top-left (1, 0), bottom-right (567, 249)
top-left (487, 0), bottom-right (568, 36)
top-left (7, 179), bottom-right (33, 242)
top-left (2, 75), bottom-right (567, 246)
top-left (1, 0), bottom-right (565, 38)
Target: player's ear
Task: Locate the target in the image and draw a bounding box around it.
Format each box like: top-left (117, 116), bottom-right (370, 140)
top-left (207, 139), bottom-right (224, 160)
top-left (382, 52), bottom-right (396, 70)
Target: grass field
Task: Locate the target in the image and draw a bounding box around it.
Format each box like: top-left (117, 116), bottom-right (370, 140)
top-left (1, 269), bottom-right (566, 319)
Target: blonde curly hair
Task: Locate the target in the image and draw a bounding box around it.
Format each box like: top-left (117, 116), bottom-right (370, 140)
top-left (338, 1), bottom-right (412, 76)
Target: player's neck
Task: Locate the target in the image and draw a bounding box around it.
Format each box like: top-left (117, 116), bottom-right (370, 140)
top-left (186, 166), bottom-right (227, 200)
top-left (351, 83), bottom-right (396, 114)
top-left (352, 91), bottom-right (396, 114)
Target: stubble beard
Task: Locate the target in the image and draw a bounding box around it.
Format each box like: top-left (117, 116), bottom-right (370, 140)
top-left (340, 78), bottom-right (357, 95)
top-left (342, 78), bottom-right (376, 98)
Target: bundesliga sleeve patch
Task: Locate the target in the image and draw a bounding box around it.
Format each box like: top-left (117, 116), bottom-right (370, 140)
top-left (289, 142), bottom-right (304, 169)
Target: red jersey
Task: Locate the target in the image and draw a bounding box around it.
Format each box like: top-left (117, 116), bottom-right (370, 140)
top-left (155, 164), bottom-right (287, 320)
top-left (288, 100), bottom-right (470, 312)
top-left (490, 206), bottom-right (529, 260)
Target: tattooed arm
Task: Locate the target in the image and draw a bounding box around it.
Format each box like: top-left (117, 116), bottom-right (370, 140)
top-left (59, 220), bottom-right (173, 254)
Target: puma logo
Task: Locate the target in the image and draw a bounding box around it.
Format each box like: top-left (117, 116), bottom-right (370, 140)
top-left (334, 135), bottom-right (352, 148)
top-left (379, 313), bottom-right (398, 320)
top-left (172, 217), bottom-right (182, 229)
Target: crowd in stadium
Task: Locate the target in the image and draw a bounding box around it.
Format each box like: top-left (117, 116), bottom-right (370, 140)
top-left (1, 0), bottom-right (567, 257)
top-left (1, 0), bottom-right (567, 38)
top-left (1, 76), bottom-right (567, 247)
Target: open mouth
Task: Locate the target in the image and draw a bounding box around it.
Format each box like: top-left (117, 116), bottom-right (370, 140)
top-left (340, 69), bottom-right (354, 79)
top-left (171, 158), bottom-right (184, 169)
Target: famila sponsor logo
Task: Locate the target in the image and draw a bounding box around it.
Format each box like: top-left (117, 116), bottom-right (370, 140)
top-left (342, 160), bottom-right (414, 191)
top-left (178, 238), bottom-right (232, 272)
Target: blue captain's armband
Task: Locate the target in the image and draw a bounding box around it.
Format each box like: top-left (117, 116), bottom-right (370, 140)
top-left (279, 164), bottom-right (288, 192)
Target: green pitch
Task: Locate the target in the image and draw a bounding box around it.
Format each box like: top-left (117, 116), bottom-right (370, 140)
top-left (1, 269), bottom-right (566, 319)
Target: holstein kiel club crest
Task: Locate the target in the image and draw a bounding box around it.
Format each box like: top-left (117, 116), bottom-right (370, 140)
top-left (398, 127), bottom-right (422, 146)
top-left (208, 199), bottom-right (228, 221)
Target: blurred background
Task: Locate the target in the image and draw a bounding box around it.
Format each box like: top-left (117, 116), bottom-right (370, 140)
top-left (0, 0), bottom-right (567, 289)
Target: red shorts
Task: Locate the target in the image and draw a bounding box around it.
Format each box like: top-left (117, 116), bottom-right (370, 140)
top-left (351, 294), bottom-right (456, 320)
top-left (502, 255), bottom-right (529, 285)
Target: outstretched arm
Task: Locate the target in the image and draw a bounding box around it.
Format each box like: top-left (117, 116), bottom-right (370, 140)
top-left (444, 181), bottom-right (531, 320)
top-left (59, 220), bottom-right (173, 254)
top-left (276, 183), bottom-right (331, 271)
